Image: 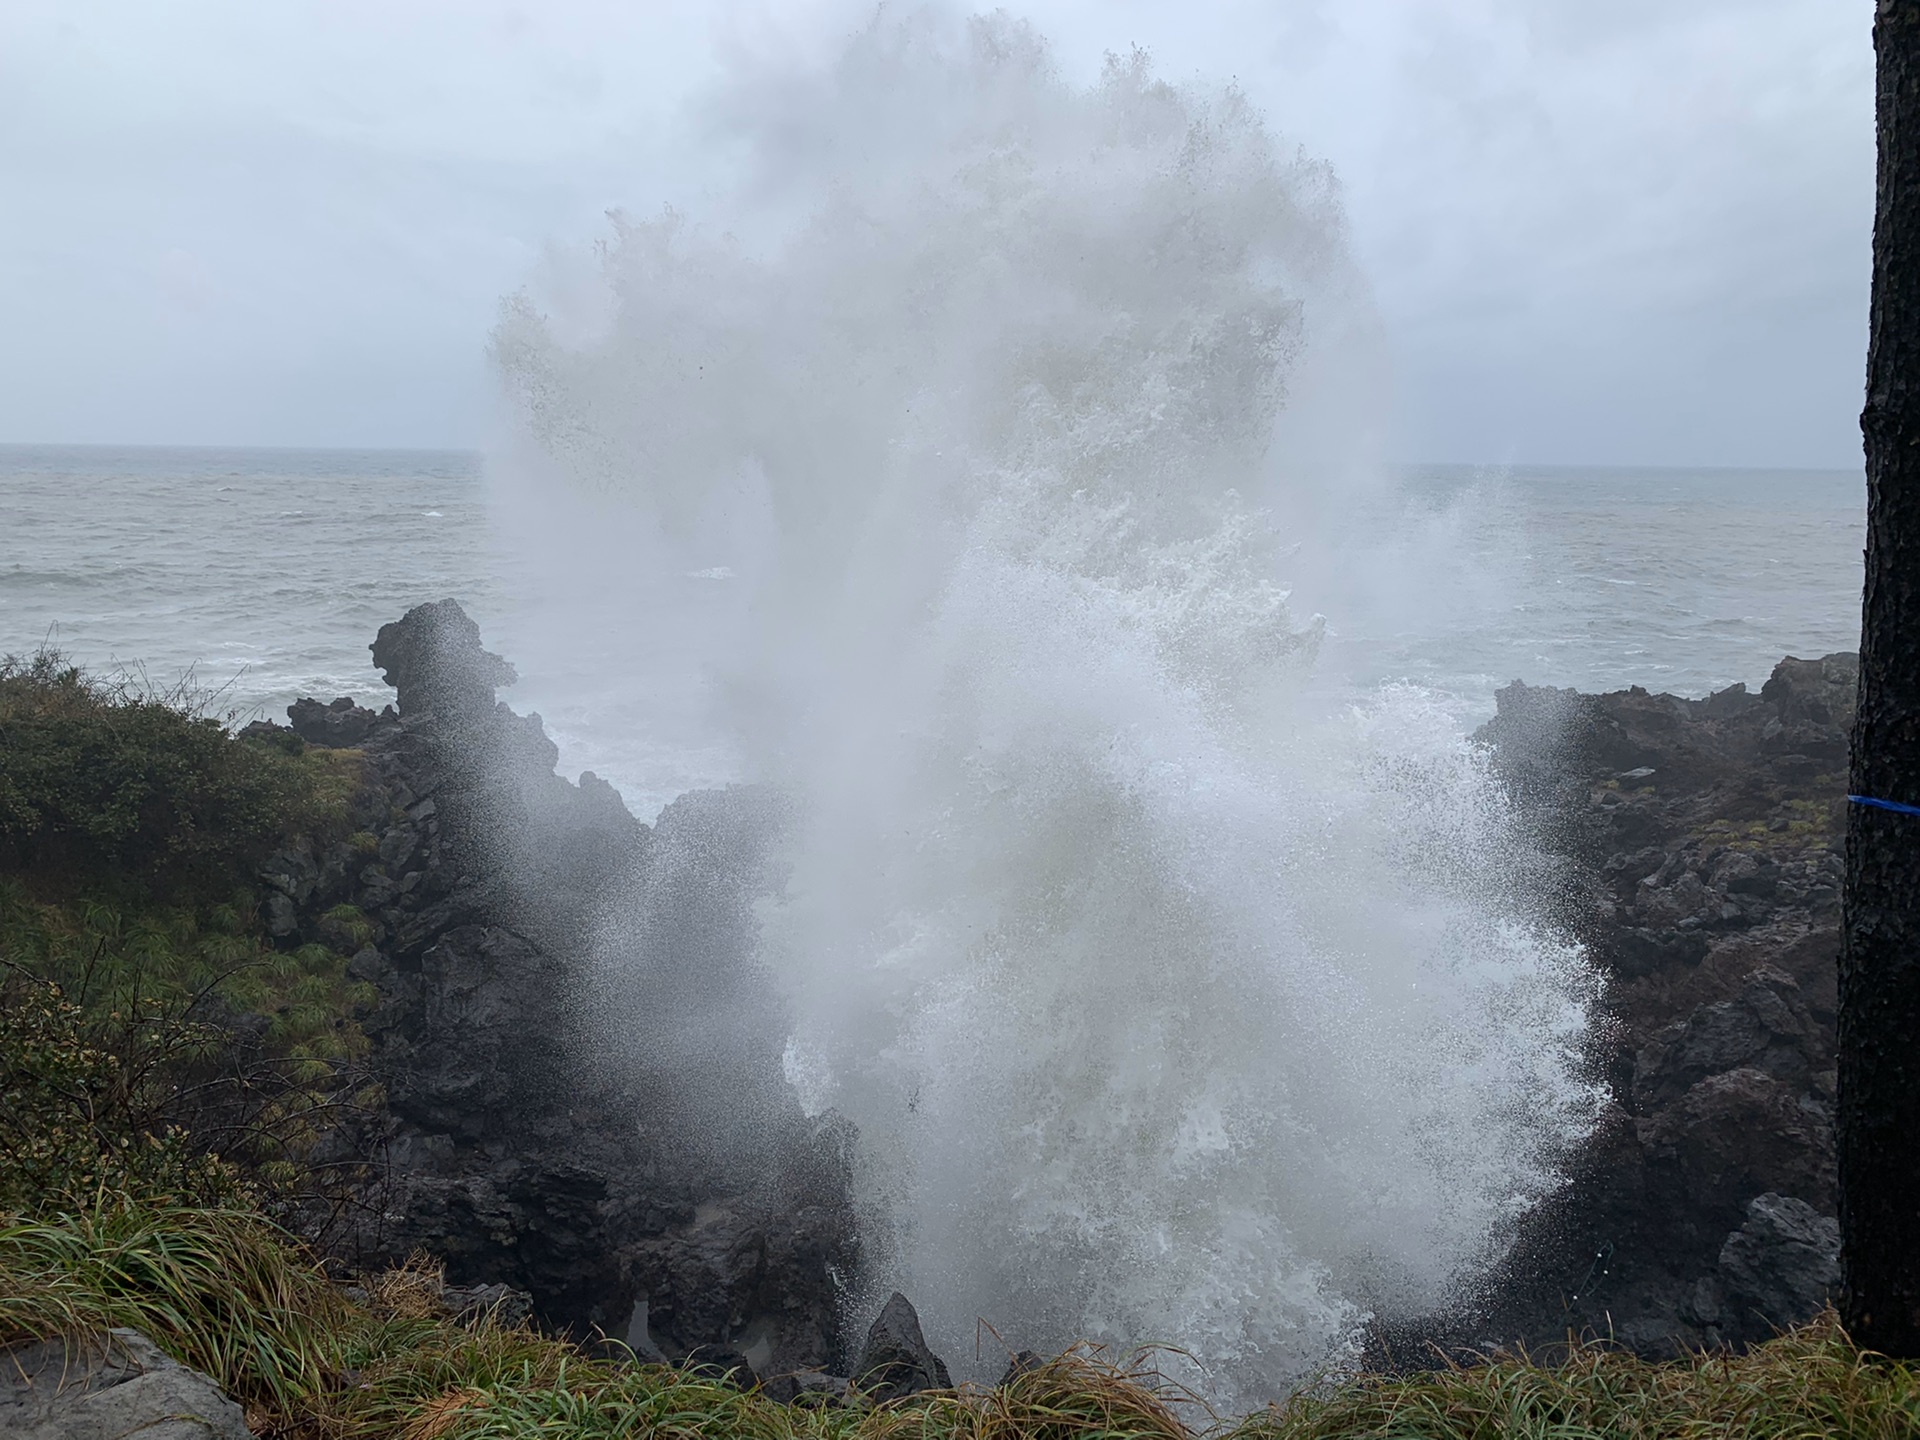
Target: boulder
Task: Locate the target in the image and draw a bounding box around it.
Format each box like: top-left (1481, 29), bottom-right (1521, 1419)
top-left (442, 1280), bottom-right (535, 1328)
top-left (1632, 968), bottom-right (1815, 1109)
top-left (761, 1369), bottom-right (851, 1406)
top-left (852, 1293), bottom-right (951, 1401)
top-left (1638, 1067), bottom-right (1835, 1234)
top-left (287, 695), bottom-right (378, 747)
top-left (1717, 1193), bottom-right (1840, 1333)
top-left (0, 1329), bottom-right (249, 1440)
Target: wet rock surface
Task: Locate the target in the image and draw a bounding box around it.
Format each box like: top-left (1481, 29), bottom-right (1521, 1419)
top-left (255, 599), bottom-right (856, 1375)
top-left (852, 1292), bottom-right (953, 1402)
top-left (254, 603), bottom-right (1849, 1374)
top-left (288, 694), bottom-right (381, 748)
top-left (0, 1329), bottom-right (250, 1440)
top-left (1468, 653), bottom-right (1850, 1353)
top-left (761, 1368), bottom-right (853, 1406)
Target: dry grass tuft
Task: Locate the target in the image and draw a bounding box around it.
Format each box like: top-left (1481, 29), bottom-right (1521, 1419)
top-left (968, 1346), bottom-right (1198, 1440)
top-left (367, 1251), bottom-right (450, 1322)
top-left (399, 1386), bottom-right (492, 1440)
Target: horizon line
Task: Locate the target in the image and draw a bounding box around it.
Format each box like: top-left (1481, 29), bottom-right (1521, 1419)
top-left (0, 439), bottom-right (1866, 475)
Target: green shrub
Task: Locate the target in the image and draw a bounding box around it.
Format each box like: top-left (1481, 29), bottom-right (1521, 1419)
top-left (0, 649), bottom-right (380, 1220)
top-left (0, 647), bottom-right (353, 899)
top-left (0, 972), bottom-right (243, 1214)
top-left (0, 897), bottom-right (379, 1221)
top-left (320, 903), bottom-right (378, 952)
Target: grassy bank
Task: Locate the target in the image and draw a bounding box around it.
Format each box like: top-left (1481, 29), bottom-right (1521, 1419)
top-left (3, 1194), bottom-right (1918, 1439)
top-left (0, 648), bottom-right (377, 1218)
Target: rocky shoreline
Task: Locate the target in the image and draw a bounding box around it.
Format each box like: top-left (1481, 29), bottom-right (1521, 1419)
top-left (242, 600), bottom-right (859, 1383)
top-left (1465, 652), bottom-right (1851, 1355)
top-left (244, 599), bottom-right (1850, 1381)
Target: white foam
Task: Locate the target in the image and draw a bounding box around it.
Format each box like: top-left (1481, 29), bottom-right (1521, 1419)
top-left (491, 12), bottom-right (1601, 1404)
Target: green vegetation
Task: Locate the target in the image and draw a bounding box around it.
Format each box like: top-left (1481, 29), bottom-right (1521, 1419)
top-left (0, 1192), bottom-right (1203, 1439)
top-left (0, 648), bottom-right (376, 1217)
top-left (0, 970), bottom-right (244, 1214)
top-left (0, 647), bottom-right (358, 894)
top-left (1698, 793), bottom-right (1845, 856)
top-left (0, 938), bottom-right (375, 1216)
top-left (0, 1200), bottom-right (342, 1415)
top-left (1250, 1325), bottom-right (1920, 1439)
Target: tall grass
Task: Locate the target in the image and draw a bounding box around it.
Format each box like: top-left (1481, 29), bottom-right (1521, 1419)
top-left (0, 1199), bottom-right (1206, 1439)
top-left (1242, 1321), bottom-right (1920, 1440)
top-left (5, 1196), bottom-right (1920, 1440)
top-left (0, 1199), bottom-right (342, 1411)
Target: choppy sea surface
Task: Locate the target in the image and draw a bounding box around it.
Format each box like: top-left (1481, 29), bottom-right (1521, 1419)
top-left (0, 445), bottom-right (1864, 818)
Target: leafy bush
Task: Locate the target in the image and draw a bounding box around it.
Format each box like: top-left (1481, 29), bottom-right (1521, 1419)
top-left (0, 647), bottom-right (351, 897)
top-left (0, 971), bottom-right (245, 1214)
top-left (0, 650), bottom-right (379, 1223)
top-left (0, 894), bottom-right (380, 1224)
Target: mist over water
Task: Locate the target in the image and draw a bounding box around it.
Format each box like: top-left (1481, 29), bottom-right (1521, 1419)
top-left (490, 14), bottom-right (1602, 1401)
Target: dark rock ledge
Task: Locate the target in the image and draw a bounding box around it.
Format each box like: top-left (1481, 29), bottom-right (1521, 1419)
top-left (1462, 653), bottom-right (1854, 1355)
top-left (246, 598), bottom-right (858, 1382)
top-left (253, 600), bottom-right (1850, 1377)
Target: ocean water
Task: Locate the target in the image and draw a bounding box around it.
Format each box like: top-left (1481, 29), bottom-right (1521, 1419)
top-left (0, 443), bottom-right (500, 704)
top-left (0, 444), bottom-right (1864, 814)
top-left (1327, 462), bottom-right (1866, 701)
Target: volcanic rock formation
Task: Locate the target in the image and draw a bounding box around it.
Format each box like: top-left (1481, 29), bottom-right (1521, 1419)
top-left (259, 604), bottom-right (1849, 1371)
top-left (1469, 654), bottom-right (1851, 1353)
top-left (253, 599), bottom-right (856, 1379)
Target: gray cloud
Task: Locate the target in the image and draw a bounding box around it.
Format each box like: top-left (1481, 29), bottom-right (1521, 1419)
top-left (0, 0), bottom-right (1873, 463)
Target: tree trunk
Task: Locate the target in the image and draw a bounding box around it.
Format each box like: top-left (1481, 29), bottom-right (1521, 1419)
top-left (1842, 0), bottom-right (1920, 1359)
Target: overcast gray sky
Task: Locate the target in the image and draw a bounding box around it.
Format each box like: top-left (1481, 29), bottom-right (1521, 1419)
top-left (0, 0), bottom-right (1872, 466)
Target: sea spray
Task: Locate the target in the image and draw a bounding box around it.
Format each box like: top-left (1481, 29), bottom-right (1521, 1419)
top-left (493, 12), bottom-right (1601, 1402)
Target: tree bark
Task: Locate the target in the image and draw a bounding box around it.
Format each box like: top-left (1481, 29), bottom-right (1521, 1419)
top-left (1842, 0), bottom-right (1920, 1359)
